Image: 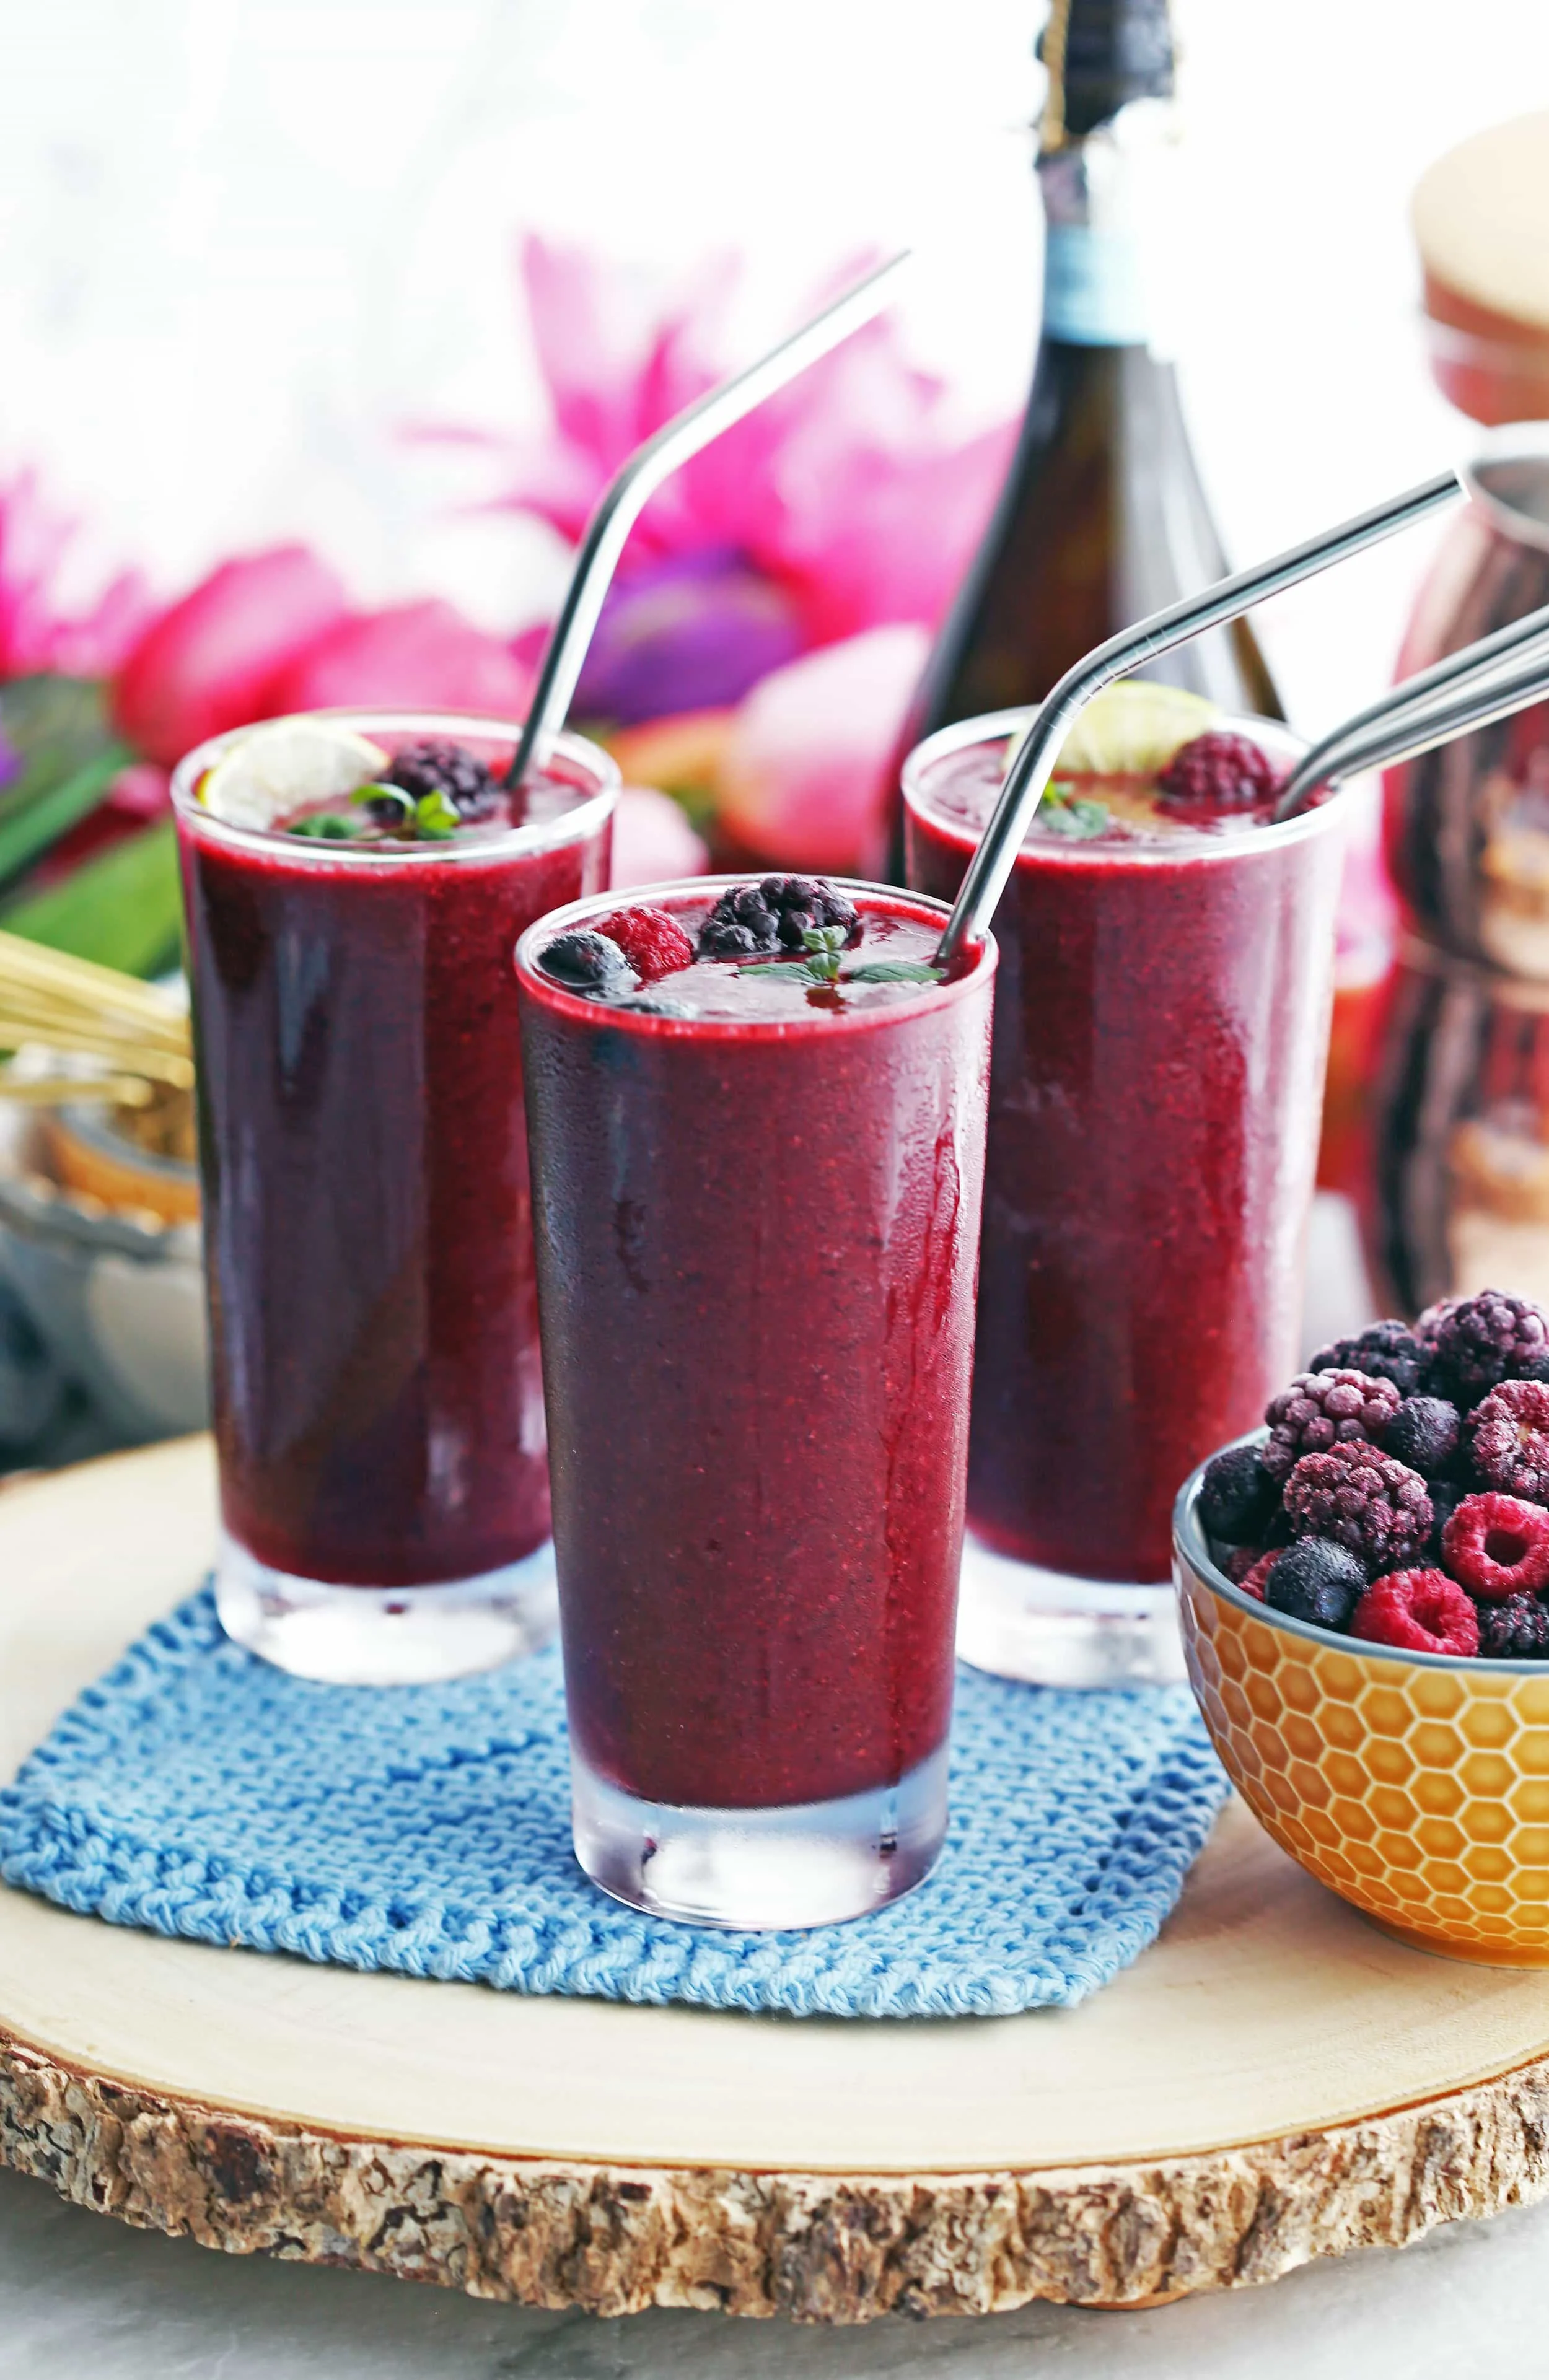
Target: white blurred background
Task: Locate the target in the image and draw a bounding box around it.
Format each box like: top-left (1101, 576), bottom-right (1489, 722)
top-left (2, 0), bottom-right (1547, 736)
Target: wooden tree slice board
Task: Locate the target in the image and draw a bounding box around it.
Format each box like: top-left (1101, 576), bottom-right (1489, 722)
top-left (4, 1437), bottom-right (1549, 2321)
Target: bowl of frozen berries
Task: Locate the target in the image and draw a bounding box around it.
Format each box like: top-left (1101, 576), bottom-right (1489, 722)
top-left (1175, 1290), bottom-right (1549, 1966)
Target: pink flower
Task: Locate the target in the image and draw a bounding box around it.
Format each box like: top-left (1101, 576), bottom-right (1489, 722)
top-left (715, 624), bottom-right (929, 878)
top-left (609, 785), bottom-right (708, 888)
top-left (113, 547), bottom-right (350, 766)
top-left (0, 471), bottom-right (152, 683)
top-left (444, 240), bottom-right (1012, 724)
top-left (262, 600), bottom-right (533, 719)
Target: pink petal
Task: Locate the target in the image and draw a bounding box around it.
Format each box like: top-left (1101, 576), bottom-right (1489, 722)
top-left (113, 546), bottom-right (350, 767)
top-left (262, 600), bottom-right (533, 719)
top-left (716, 624), bottom-right (929, 877)
top-left (608, 786), bottom-right (709, 888)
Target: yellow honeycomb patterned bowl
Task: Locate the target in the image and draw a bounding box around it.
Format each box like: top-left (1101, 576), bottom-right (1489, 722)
top-left (1175, 1436), bottom-right (1549, 1967)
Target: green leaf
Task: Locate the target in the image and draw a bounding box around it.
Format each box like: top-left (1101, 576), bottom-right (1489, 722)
top-left (413, 790), bottom-right (461, 839)
top-left (801, 925), bottom-right (848, 955)
top-left (735, 960), bottom-right (820, 980)
top-left (846, 960), bottom-right (946, 985)
top-left (352, 782), bottom-right (412, 820)
top-left (1038, 796), bottom-right (1110, 840)
top-left (1, 818), bottom-right (182, 978)
top-left (287, 812), bottom-right (362, 840)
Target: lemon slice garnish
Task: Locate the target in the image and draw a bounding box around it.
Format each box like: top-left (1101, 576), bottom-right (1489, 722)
top-left (198, 721), bottom-right (390, 832)
top-left (1012, 681), bottom-right (1223, 779)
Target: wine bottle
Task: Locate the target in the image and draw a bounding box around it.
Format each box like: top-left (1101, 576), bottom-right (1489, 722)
top-left (887, 0), bottom-right (1280, 873)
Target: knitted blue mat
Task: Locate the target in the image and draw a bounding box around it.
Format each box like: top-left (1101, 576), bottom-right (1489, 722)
top-left (0, 1588), bottom-right (1227, 2019)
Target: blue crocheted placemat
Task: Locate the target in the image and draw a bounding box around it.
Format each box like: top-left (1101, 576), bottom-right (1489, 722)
top-left (0, 1588), bottom-right (1227, 2019)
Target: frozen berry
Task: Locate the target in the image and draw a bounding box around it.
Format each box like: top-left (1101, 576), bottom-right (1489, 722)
top-left (1237, 1552), bottom-right (1279, 1602)
top-left (697, 876), bottom-right (860, 960)
top-left (1199, 1443), bottom-right (1277, 1544)
top-left (1283, 1443), bottom-right (1433, 1573)
top-left (1156, 731), bottom-right (1283, 815)
top-left (589, 905), bottom-right (695, 986)
top-left (1441, 1492), bottom-right (1549, 1599)
top-left (540, 929), bottom-right (638, 994)
top-left (1263, 1538), bottom-right (1367, 1632)
top-left (1352, 1568), bottom-right (1480, 1658)
top-left (1427, 1290), bottom-right (1549, 1407)
top-left (1309, 1320), bottom-right (1431, 1398)
top-left (1427, 1477), bottom-right (1467, 1560)
top-left (1475, 1593), bottom-right (1549, 1659)
top-left (1382, 1395), bottom-right (1462, 1479)
top-left (1416, 1295), bottom-right (1465, 1343)
top-left (1262, 1368), bottom-right (1402, 1482)
top-left (384, 737), bottom-right (497, 820)
top-left (1468, 1378), bottom-right (1549, 1498)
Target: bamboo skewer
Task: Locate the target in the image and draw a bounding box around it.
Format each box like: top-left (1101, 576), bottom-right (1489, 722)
top-left (0, 929), bottom-right (195, 1113)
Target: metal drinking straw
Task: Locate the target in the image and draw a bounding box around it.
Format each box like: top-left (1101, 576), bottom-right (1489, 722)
top-left (505, 252), bottom-right (911, 792)
top-left (932, 470), bottom-right (1465, 968)
top-left (1276, 598), bottom-right (1549, 816)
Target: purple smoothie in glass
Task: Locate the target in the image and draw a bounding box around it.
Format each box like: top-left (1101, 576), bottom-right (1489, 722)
top-left (904, 711), bottom-right (1344, 1685)
top-left (515, 877), bottom-right (995, 1927)
top-left (172, 711), bottom-right (617, 1683)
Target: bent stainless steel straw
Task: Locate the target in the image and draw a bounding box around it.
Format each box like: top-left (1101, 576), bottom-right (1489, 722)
top-left (1276, 599), bottom-right (1549, 816)
top-left (934, 471), bottom-right (1465, 968)
top-left (506, 252), bottom-right (911, 792)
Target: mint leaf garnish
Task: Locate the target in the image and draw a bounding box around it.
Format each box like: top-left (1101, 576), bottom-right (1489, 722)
top-left (799, 924), bottom-right (846, 982)
top-left (1039, 795), bottom-right (1109, 839)
top-left (735, 960), bottom-right (822, 980)
top-left (846, 960), bottom-right (945, 984)
top-left (353, 782), bottom-right (413, 821)
top-left (287, 813), bottom-right (362, 839)
top-left (413, 790), bottom-right (461, 839)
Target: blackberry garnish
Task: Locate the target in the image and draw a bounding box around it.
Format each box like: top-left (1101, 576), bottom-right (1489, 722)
top-left (1475, 1593), bottom-right (1549, 1660)
top-left (698, 876), bottom-right (860, 960)
top-left (384, 738), bottom-right (498, 821)
top-left (1309, 1319), bottom-right (1431, 1398)
top-left (1262, 1369), bottom-right (1402, 1483)
top-left (1427, 1290), bottom-right (1549, 1408)
top-left (1283, 1442), bottom-right (1433, 1575)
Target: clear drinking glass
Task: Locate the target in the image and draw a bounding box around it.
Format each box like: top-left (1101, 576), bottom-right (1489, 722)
top-left (172, 710), bottom-right (618, 1684)
top-left (515, 878), bottom-right (996, 1928)
top-left (904, 710), bottom-right (1345, 1687)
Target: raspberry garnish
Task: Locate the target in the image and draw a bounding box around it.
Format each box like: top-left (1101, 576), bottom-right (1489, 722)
top-left (697, 877), bottom-right (860, 960)
top-left (1156, 731), bottom-right (1283, 816)
top-left (1441, 1492), bottom-right (1549, 1599)
top-left (1382, 1394), bottom-right (1462, 1479)
top-left (589, 904), bottom-right (695, 986)
top-left (1283, 1442), bottom-right (1433, 1574)
top-left (1262, 1538), bottom-right (1366, 1631)
top-left (1426, 1290), bottom-right (1549, 1408)
top-left (1475, 1592), bottom-right (1549, 1659)
top-left (1467, 1378), bottom-right (1549, 1498)
top-left (1236, 1551), bottom-right (1279, 1602)
top-left (1262, 1369), bottom-right (1402, 1483)
top-left (1310, 1320), bottom-right (1431, 1398)
top-left (383, 737), bottom-right (497, 820)
top-left (540, 929), bottom-right (637, 994)
top-left (1352, 1568), bottom-right (1481, 1658)
top-left (1199, 1443), bottom-right (1276, 1544)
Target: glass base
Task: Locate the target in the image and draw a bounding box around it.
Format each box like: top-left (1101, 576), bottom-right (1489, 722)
top-left (955, 1529), bottom-right (1186, 1689)
top-left (569, 1741), bottom-right (949, 1930)
top-left (214, 1531), bottom-right (559, 1684)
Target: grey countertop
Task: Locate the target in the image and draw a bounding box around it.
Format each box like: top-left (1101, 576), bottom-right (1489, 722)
top-left (2, 2163), bottom-right (1547, 2377)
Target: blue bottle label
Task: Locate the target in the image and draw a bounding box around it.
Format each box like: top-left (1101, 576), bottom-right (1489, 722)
top-left (1043, 223), bottom-right (1149, 346)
